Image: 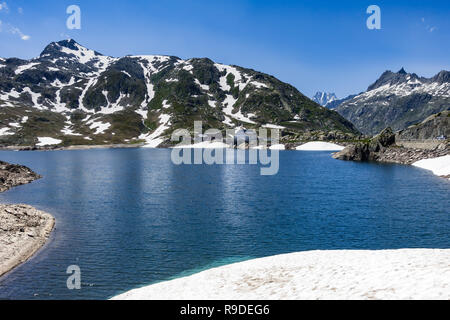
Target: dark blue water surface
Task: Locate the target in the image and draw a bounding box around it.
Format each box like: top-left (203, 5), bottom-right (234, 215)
top-left (0, 148), bottom-right (448, 299)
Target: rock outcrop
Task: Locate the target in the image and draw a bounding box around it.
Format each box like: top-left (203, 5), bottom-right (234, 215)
top-left (333, 127), bottom-right (449, 165)
top-left (0, 161), bottom-right (41, 192)
top-left (333, 128), bottom-right (396, 161)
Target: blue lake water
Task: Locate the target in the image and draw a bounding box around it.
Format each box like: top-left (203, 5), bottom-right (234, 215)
top-left (0, 148), bottom-right (448, 300)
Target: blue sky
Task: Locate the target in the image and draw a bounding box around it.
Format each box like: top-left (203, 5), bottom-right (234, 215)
top-left (0, 0), bottom-right (449, 97)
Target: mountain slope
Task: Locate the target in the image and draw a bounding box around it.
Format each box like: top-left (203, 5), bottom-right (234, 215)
top-left (396, 110), bottom-right (449, 141)
top-left (335, 68), bottom-right (450, 135)
top-left (324, 94), bottom-right (359, 110)
top-left (0, 40), bottom-right (359, 147)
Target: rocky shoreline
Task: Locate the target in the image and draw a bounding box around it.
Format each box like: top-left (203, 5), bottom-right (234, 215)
top-left (0, 143), bottom-right (145, 152)
top-left (0, 161), bottom-right (42, 192)
top-left (373, 145), bottom-right (448, 165)
top-left (333, 128), bottom-right (449, 178)
top-left (0, 204), bottom-right (54, 278)
top-left (0, 162), bottom-right (54, 278)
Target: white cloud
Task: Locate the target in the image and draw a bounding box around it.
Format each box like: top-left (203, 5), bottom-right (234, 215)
top-left (0, 2), bottom-right (9, 13)
top-left (10, 26), bottom-right (30, 40)
top-left (0, 3), bottom-right (29, 40)
top-left (425, 25), bottom-right (437, 33)
top-left (0, 23), bottom-right (30, 40)
top-left (421, 17), bottom-right (437, 33)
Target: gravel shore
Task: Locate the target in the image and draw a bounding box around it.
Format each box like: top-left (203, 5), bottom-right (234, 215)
top-left (0, 204), bottom-right (54, 278)
top-left (0, 161), bottom-right (54, 278)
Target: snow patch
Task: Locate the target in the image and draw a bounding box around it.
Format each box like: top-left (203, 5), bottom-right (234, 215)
top-left (36, 137), bottom-right (62, 146)
top-left (140, 113), bottom-right (172, 148)
top-left (296, 141), bottom-right (345, 151)
top-left (9, 122), bottom-right (21, 128)
top-left (269, 144), bottom-right (285, 150)
top-left (15, 62), bottom-right (40, 75)
top-left (0, 128), bottom-right (14, 136)
top-left (413, 155), bottom-right (450, 179)
top-left (222, 94), bottom-right (256, 124)
top-left (88, 120), bottom-right (111, 135)
top-left (121, 70), bottom-right (132, 78)
top-left (263, 124), bottom-right (285, 130)
top-left (22, 87), bottom-right (43, 109)
top-left (112, 249), bottom-right (450, 300)
top-left (195, 79), bottom-right (210, 91)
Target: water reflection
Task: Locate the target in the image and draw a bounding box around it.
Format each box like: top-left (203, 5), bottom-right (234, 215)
top-left (0, 148), bottom-right (447, 299)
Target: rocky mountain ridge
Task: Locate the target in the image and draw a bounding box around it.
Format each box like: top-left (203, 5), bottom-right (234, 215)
top-left (335, 68), bottom-right (450, 135)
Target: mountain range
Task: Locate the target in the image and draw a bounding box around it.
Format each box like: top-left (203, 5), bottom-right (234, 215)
top-left (0, 39), bottom-right (359, 148)
top-left (335, 68), bottom-right (450, 135)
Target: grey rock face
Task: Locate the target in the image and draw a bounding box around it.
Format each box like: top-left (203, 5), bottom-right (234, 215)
top-left (333, 127), bottom-right (396, 161)
top-left (396, 110), bottom-right (450, 141)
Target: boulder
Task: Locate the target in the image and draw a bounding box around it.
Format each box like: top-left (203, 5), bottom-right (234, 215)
top-left (333, 127), bottom-right (395, 161)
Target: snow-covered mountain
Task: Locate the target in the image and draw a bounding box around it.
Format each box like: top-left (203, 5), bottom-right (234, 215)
top-left (312, 92), bottom-right (338, 107)
top-left (335, 68), bottom-right (450, 135)
top-left (0, 39), bottom-right (359, 147)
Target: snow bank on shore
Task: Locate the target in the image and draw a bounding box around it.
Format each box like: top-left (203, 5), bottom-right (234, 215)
top-left (269, 144), bottom-right (285, 150)
top-left (296, 141), bottom-right (345, 151)
top-left (112, 249), bottom-right (450, 300)
top-left (413, 155), bottom-right (450, 179)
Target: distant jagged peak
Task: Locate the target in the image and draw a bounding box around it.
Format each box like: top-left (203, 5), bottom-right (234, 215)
top-left (367, 68), bottom-right (450, 91)
top-left (432, 70), bottom-right (450, 84)
top-left (312, 91), bottom-right (338, 106)
top-left (398, 67), bottom-right (407, 74)
top-left (368, 68), bottom-right (423, 91)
